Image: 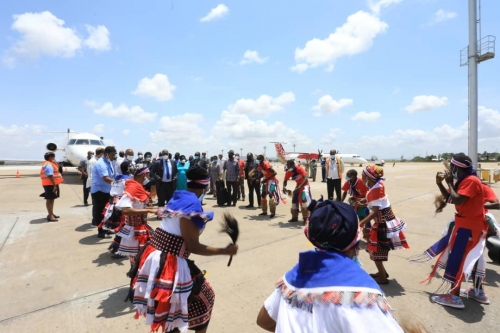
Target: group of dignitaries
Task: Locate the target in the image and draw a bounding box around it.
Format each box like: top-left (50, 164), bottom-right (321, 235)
top-left (39, 146), bottom-right (498, 332)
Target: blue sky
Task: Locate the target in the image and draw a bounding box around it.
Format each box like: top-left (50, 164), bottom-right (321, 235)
top-left (1, 0), bottom-right (499, 161)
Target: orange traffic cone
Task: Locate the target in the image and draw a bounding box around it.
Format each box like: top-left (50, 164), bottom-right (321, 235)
top-left (16, 170), bottom-right (20, 178)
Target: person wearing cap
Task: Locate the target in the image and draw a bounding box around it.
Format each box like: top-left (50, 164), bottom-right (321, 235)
top-left (77, 151), bottom-right (94, 206)
top-left (113, 165), bottom-right (156, 265)
top-left (358, 165), bottom-right (409, 285)
top-left (91, 146), bottom-right (117, 238)
top-left (127, 165), bottom-right (238, 333)
top-left (40, 151), bottom-right (64, 222)
top-left (256, 199), bottom-right (404, 332)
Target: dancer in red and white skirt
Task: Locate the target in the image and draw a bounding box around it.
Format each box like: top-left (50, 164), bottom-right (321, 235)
top-left (359, 165), bottom-right (409, 284)
top-left (127, 166), bottom-right (238, 333)
top-left (114, 167), bottom-right (156, 265)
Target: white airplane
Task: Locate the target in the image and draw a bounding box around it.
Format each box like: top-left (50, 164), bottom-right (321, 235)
top-left (272, 142), bottom-right (369, 166)
top-left (46, 129), bottom-right (107, 166)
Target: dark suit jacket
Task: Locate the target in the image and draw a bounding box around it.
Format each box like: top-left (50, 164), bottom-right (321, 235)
top-left (151, 159), bottom-right (178, 183)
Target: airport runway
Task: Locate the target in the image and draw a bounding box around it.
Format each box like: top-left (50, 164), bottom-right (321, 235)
top-left (0, 163), bottom-right (499, 332)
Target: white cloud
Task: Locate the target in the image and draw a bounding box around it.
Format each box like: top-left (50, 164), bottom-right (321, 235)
top-left (312, 95), bottom-right (353, 116)
top-left (93, 124), bottom-right (105, 134)
top-left (132, 74), bottom-right (177, 102)
top-left (240, 50), bottom-right (268, 65)
top-left (368, 0), bottom-right (403, 16)
top-left (229, 92), bottom-right (295, 116)
top-left (351, 111), bottom-right (381, 122)
top-left (3, 11), bottom-right (110, 66)
top-left (321, 128), bottom-right (345, 145)
top-left (122, 129), bottom-right (130, 136)
top-left (433, 9), bottom-right (457, 23)
top-left (404, 95), bottom-right (448, 113)
top-left (212, 111), bottom-right (312, 148)
top-left (292, 11), bottom-right (388, 72)
top-left (150, 113), bottom-right (207, 146)
top-left (91, 102), bottom-right (157, 123)
top-left (84, 25), bottom-right (111, 51)
top-left (200, 4), bottom-right (229, 22)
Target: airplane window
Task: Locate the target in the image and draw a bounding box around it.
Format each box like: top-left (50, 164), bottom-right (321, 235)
top-left (75, 139), bottom-right (89, 145)
top-left (68, 139), bottom-right (76, 145)
top-left (90, 140), bottom-right (101, 145)
top-left (99, 140), bottom-right (105, 145)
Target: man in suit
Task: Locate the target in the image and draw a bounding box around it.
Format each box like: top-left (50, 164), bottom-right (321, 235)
top-left (151, 149), bottom-right (178, 207)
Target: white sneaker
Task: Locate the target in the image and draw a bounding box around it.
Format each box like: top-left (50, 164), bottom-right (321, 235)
top-left (460, 288), bottom-right (490, 304)
top-left (431, 294), bottom-right (465, 309)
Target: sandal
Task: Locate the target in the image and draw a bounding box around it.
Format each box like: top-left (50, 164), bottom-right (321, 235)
top-left (374, 277), bottom-right (389, 285)
top-left (370, 272), bottom-right (389, 278)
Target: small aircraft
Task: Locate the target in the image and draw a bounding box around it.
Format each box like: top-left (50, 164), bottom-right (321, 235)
top-left (46, 129), bottom-right (106, 166)
top-left (272, 142), bottom-right (369, 166)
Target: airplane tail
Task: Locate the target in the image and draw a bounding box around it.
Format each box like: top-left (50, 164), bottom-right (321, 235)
top-left (274, 142), bottom-right (287, 164)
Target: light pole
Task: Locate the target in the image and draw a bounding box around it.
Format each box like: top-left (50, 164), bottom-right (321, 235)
top-left (293, 144), bottom-right (296, 152)
top-left (264, 146), bottom-right (267, 157)
top-left (240, 148), bottom-right (243, 157)
top-left (221, 149), bottom-right (224, 157)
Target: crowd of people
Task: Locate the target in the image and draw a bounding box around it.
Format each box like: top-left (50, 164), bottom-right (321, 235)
top-left (38, 147), bottom-right (499, 332)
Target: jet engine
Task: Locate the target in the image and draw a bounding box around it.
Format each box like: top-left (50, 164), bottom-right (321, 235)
top-left (46, 143), bottom-right (58, 151)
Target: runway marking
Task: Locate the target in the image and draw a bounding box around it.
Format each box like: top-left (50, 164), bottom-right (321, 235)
top-left (0, 217), bottom-right (18, 253)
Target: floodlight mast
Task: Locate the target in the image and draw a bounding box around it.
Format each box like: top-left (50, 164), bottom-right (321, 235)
top-left (468, 0), bottom-right (479, 169)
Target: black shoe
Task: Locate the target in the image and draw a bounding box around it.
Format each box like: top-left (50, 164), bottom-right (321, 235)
top-left (270, 213), bottom-right (276, 218)
top-left (84, 202), bottom-right (89, 206)
top-left (97, 233), bottom-right (112, 239)
top-left (232, 202), bottom-right (236, 206)
top-left (245, 204), bottom-right (254, 208)
top-left (288, 218), bottom-right (299, 222)
top-left (259, 212), bottom-right (268, 216)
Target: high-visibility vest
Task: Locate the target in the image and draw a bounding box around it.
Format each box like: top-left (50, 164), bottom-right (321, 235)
top-left (40, 161), bottom-right (64, 186)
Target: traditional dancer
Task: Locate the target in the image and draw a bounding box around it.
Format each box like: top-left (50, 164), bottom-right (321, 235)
top-left (341, 169), bottom-right (369, 221)
top-left (127, 166), bottom-right (238, 333)
top-left (256, 199), bottom-right (404, 332)
top-left (283, 159), bottom-right (311, 223)
top-left (114, 167), bottom-right (155, 265)
top-left (256, 155), bottom-right (283, 218)
top-left (358, 165), bottom-right (409, 284)
top-left (105, 161), bottom-right (132, 256)
top-left (410, 154), bottom-right (491, 308)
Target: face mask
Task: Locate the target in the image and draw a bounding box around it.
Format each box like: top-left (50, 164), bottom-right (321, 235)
top-left (212, 160), bottom-right (216, 163)
top-left (345, 176), bottom-right (351, 181)
top-left (126, 155), bottom-right (134, 161)
top-left (365, 181), bottom-right (370, 188)
top-left (96, 155), bottom-right (101, 160)
top-left (145, 157), bottom-right (151, 162)
top-left (352, 255), bottom-right (362, 267)
top-left (142, 177), bottom-right (150, 186)
top-left (194, 156), bottom-right (199, 160)
top-left (138, 154), bottom-right (143, 158)
top-left (181, 159), bottom-right (186, 163)
top-left (330, 154), bottom-right (335, 158)
top-left (287, 168), bottom-right (294, 172)
top-left (162, 155), bottom-right (169, 160)
top-left (452, 170), bottom-right (458, 179)
top-left (199, 192), bottom-right (205, 202)
top-left (256, 159), bottom-right (261, 164)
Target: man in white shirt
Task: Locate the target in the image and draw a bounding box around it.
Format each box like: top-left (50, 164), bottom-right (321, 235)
top-left (219, 153), bottom-right (227, 181)
top-left (326, 149), bottom-right (344, 201)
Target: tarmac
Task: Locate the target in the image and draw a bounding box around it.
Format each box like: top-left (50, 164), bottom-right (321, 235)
top-left (0, 162), bottom-right (499, 333)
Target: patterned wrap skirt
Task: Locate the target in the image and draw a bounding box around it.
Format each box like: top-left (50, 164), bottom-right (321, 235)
top-left (128, 227), bottom-right (214, 333)
top-left (114, 214), bottom-right (153, 257)
top-left (367, 207), bottom-right (409, 261)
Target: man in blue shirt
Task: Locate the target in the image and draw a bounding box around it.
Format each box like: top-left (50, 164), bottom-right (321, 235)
top-left (91, 146), bottom-right (117, 238)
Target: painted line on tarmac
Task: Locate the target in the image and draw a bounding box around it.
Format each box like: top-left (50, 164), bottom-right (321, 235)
top-left (0, 217), bottom-right (18, 254)
top-left (0, 284), bottom-right (129, 324)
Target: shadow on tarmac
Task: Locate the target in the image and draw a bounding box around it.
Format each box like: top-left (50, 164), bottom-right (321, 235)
top-left (75, 223), bottom-right (94, 232)
top-left (485, 267), bottom-right (500, 287)
top-left (92, 251), bottom-right (127, 267)
top-left (79, 234), bottom-right (111, 245)
top-left (96, 287), bottom-right (134, 319)
top-left (29, 217), bottom-right (49, 225)
top-left (379, 278), bottom-right (406, 298)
